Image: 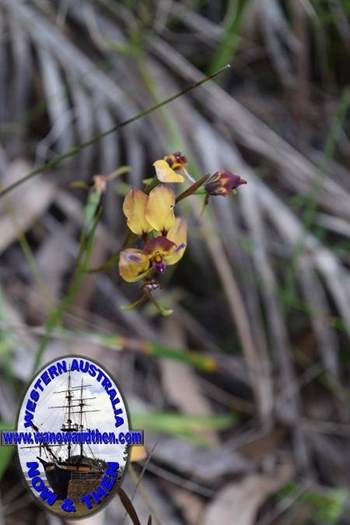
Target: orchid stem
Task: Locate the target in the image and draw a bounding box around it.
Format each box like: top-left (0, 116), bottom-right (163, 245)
top-left (175, 174), bottom-right (210, 204)
top-left (146, 291), bottom-right (173, 317)
top-left (121, 294), bottom-right (148, 311)
top-left (0, 65), bottom-right (229, 199)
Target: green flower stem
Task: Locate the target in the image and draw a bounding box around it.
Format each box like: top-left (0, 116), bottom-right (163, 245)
top-left (146, 292), bottom-right (173, 317)
top-left (0, 66), bottom-right (229, 200)
top-left (32, 185), bottom-right (102, 373)
top-left (175, 174), bottom-right (210, 204)
top-left (121, 294), bottom-right (149, 311)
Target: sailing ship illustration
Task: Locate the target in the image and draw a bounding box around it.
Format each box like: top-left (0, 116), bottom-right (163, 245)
top-left (22, 369), bottom-right (107, 499)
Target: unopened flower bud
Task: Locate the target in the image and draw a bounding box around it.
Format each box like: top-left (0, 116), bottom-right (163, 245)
top-left (92, 174), bottom-right (108, 193)
top-left (205, 170), bottom-right (247, 197)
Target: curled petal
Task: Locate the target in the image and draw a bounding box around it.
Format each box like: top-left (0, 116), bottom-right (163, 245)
top-left (165, 218), bottom-right (187, 265)
top-left (153, 160), bottom-right (184, 183)
top-left (122, 188), bottom-right (153, 235)
top-left (145, 184), bottom-right (176, 233)
top-left (119, 248), bottom-right (150, 282)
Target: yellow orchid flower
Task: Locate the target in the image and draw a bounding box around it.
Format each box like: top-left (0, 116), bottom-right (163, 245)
top-left (117, 152), bottom-right (249, 313)
top-left (119, 218), bottom-right (187, 283)
top-left (145, 184), bottom-right (176, 234)
top-left (153, 159), bottom-right (184, 183)
top-left (122, 188), bottom-right (153, 235)
top-left (122, 185), bottom-right (176, 235)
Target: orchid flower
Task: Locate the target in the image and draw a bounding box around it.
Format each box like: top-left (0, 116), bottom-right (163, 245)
top-left (119, 218), bottom-right (187, 282)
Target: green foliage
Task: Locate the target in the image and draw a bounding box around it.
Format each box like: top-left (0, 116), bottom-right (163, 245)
top-left (312, 0), bottom-right (350, 20)
top-left (0, 421), bottom-right (15, 480)
top-left (304, 489), bottom-right (347, 524)
top-left (282, 86), bottom-right (350, 310)
top-left (131, 412), bottom-right (236, 445)
top-left (208, 0), bottom-right (252, 74)
top-left (0, 290), bottom-right (15, 382)
top-left (279, 482), bottom-right (347, 524)
top-left (32, 183), bottom-right (103, 373)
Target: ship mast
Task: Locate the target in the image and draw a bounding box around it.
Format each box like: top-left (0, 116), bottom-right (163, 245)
top-left (66, 369), bottom-right (72, 460)
top-left (22, 367), bottom-right (99, 463)
top-left (79, 378), bottom-right (84, 458)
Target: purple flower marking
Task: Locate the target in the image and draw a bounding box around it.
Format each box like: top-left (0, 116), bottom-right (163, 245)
top-left (129, 254), bottom-right (142, 262)
top-left (175, 242), bottom-right (186, 253)
top-left (153, 261), bottom-right (166, 273)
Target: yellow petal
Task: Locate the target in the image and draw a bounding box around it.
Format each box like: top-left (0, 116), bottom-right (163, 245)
top-left (122, 188), bottom-right (153, 235)
top-left (153, 160), bottom-right (184, 183)
top-left (130, 445), bottom-right (147, 463)
top-left (145, 184), bottom-right (176, 233)
top-left (165, 218), bottom-right (187, 265)
top-left (119, 249), bottom-right (150, 282)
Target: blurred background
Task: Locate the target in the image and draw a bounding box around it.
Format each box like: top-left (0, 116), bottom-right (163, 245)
top-left (1, 0), bottom-right (350, 524)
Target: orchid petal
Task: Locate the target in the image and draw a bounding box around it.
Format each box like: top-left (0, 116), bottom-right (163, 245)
top-left (153, 160), bottom-right (184, 183)
top-left (119, 248), bottom-right (150, 282)
top-left (165, 218), bottom-right (187, 265)
top-left (122, 188), bottom-right (152, 235)
top-left (145, 184), bottom-right (176, 233)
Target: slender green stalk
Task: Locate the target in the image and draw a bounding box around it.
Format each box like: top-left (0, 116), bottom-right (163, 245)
top-left (0, 65), bottom-right (229, 200)
top-left (0, 321), bottom-right (220, 372)
top-left (208, 0), bottom-right (251, 75)
top-left (31, 185), bottom-right (103, 373)
top-left (282, 87), bottom-right (350, 306)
